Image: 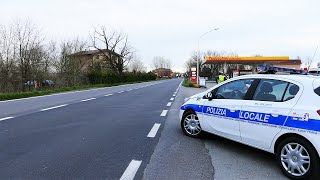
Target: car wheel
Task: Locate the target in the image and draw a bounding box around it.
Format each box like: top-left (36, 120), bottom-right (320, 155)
top-left (181, 110), bottom-right (202, 138)
top-left (276, 137), bottom-right (320, 179)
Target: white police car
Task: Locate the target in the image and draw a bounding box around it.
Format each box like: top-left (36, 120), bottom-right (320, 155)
top-left (180, 74), bottom-right (320, 179)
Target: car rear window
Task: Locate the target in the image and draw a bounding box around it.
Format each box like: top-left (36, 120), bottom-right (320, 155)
top-left (253, 79), bottom-right (299, 102)
top-left (313, 79), bottom-right (320, 96)
top-left (315, 87), bottom-right (320, 96)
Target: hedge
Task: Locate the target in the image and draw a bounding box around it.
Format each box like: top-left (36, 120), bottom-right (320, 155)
top-left (88, 71), bottom-right (157, 84)
top-left (0, 71), bottom-right (157, 101)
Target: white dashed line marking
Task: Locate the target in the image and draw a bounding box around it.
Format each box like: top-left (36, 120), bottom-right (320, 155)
top-left (0, 116), bottom-right (14, 121)
top-left (170, 97), bottom-right (174, 101)
top-left (118, 91), bottom-right (125, 93)
top-left (147, 123), bottom-right (161, 138)
top-left (81, 98), bottom-right (96, 102)
top-left (120, 160), bottom-right (142, 180)
top-left (160, 110), bottom-right (168, 116)
top-left (167, 102), bottom-right (172, 107)
top-left (40, 104), bottom-right (68, 111)
top-left (104, 94), bottom-right (113, 97)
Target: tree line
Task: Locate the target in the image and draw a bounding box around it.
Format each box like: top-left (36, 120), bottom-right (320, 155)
top-left (0, 20), bottom-right (151, 93)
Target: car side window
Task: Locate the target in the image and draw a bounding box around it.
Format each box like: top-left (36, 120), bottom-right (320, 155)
top-left (283, 83), bottom-right (300, 101)
top-left (253, 79), bottom-right (289, 102)
top-left (215, 79), bottom-right (254, 100)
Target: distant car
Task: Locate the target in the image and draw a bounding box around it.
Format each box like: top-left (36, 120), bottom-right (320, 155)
top-left (308, 68), bottom-right (320, 76)
top-left (24, 80), bottom-right (36, 86)
top-left (42, 80), bottom-right (54, 87)
top-left (24, 80), bottom-right (54, 87)
top-left (180, 74), bottom-right (320, 179)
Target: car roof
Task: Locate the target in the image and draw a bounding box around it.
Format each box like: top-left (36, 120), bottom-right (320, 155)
top-left (233, 74), bottom-right (320, 83)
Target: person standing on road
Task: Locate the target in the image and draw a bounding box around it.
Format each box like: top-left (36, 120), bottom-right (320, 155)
top-left (217, 72), bottom-right (226, 83)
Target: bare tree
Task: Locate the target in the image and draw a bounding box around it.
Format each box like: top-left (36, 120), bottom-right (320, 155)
top-left (185, 58), bottom-right (197, 72)
top-left (305, 57), bottom-right (313, 70)
top-left (128, 56), bottom-right (146, 73)
top-left (91, 26), bottom-right (135, 74)
top-left (0, 24), bottom-right (18, 92)
top-left (152, 56), bottom-right (171, 69)
top-left (0, 19), bottom-right (62, 92)
top-left (53, 38), bottom-right (87, 86)
top-left (185, 52), bottom-right (197, 72)
top-left (10, 19), bottom-right (46, 91)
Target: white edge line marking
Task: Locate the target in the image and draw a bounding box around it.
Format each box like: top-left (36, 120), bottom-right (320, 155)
top-left (147, 123), bottom-right (161, 138)
top-left (0, 116), bottom-right (14, 121)
top-left (81, 98), bottom-right (96, 102)
top-left (160, 110), bottom-right (168, 116)
top-left (0, 81), bottom-right (157, 103)
top-left (120, 160), bottom-right (142, 180)
top-left (170, 98), bottom-right (174, 101)
top-left (167, 102), bottom-right (172, 107)
top-left (104, 94), bottom-right (113, 97)
top-left (40, 104), bottom-right (68, 111)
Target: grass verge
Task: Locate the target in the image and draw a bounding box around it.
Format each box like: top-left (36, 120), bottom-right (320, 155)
top-left (0, 80), bottom-right (157, 101)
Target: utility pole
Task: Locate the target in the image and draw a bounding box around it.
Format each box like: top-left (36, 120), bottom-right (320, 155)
top-left (197, 28), bottom-right (219, 84)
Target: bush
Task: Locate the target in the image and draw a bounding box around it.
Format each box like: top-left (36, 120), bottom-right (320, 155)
top-left (182, 78), bottom-right (195, 87)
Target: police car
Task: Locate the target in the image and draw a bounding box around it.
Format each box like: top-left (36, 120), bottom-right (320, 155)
top-left (180, 72), bottom-right (320, 179)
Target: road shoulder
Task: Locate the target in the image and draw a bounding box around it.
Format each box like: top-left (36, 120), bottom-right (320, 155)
top-left (143, 84), bottom-right (214, 180)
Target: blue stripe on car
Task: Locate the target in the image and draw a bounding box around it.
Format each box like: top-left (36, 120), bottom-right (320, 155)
top-left (181, 104), bottom-right (320, 132)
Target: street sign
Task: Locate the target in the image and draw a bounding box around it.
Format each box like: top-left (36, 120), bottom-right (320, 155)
top-left (190, 67), bottom-right (197, 83)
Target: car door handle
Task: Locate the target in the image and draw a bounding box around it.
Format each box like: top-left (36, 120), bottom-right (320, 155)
top-left (271, 110), bottom-right (279, 117)
top-left (229, 107), bottom-right (238, 112)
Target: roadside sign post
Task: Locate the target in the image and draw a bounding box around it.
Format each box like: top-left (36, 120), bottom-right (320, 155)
top-left (199, 77), bottom-right (206, 87)
top-left (190, 67), bottom-right (197, 83)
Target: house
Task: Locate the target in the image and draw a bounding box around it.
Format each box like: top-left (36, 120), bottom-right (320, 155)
top-left (152, 68), bottom-right (173, 78)
top-left (68, 49), bottom-right (122, 72)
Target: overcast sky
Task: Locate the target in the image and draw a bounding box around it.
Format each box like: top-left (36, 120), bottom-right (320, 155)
top-left (1, 0), bottom-right (320, 72)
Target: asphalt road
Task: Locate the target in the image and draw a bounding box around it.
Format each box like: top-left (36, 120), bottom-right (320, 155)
top-left (0, 79), bottom-right (182, 179)
top-left (144, 82), bottom-right (288, 180)
top-left (0, 79), bottom-right (289, 179)
top-left (0, 81), bottom-right (174, 118)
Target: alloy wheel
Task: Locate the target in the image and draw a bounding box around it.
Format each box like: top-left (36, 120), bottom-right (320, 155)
top-left (183, 114), bottom-right (201, 136)
top-left (280, 143), bottom-right (311, 177)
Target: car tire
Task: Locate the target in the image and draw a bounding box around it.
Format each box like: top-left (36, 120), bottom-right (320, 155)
top-left (181, 110), bottom-right (203, 138)
top-left (276, 137), bottom-right (320, 179)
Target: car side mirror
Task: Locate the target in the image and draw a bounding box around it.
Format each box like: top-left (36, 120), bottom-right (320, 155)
top-left (206, 92), bottom-right (214, 101)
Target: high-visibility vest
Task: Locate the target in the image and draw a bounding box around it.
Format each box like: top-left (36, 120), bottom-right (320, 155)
top-left (218, 75), bottom-right (225, 83)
